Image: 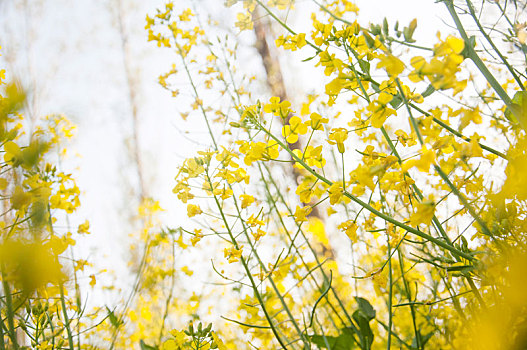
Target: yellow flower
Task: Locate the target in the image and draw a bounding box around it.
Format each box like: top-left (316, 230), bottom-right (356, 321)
top-left (338, 220), bottom-right (358, 241)
top-left (11, 185), bottom-right (32, 211)
top-left (77, 220), bottom-right (90, 235)
top-left (293, 205), bottom-right (312, 223)
top-left (211, 332), bottom-right (228, 350)
top-left (240, 194), bottom-right (255, 208)
top-left (224, 245), bottom-right (243, 263)
top-left (264, 96), bottom-right (292, 117)
top-left (328, 128), bottom-right (348, 153)
top-left (327, 182), bottom-right (344, 205)
top-left (178, 8), bottom-right (194, 22)
top-left (409, 197), bottom-right (436, 226)
top-left (187, 204), bottom-right (203, 217)
top-left (252, 228), bottom-right (266, 241)
top-left (235, 12), bottom-right (253, 31)
top-left (377, 53), bottom-right (405, 77)
top-left (309, 112), bottom-right (327, 131)
top-left (191, 229), bottom-right (203, 246)
top-left (282, 116), bottom-right (308, 143)
top-left (402, 146), bottom-right (436, 173)
top-left (275, 33), bottom-right (307, 51)
top-left (181, 266), bottom-right (194, 276)
top-left (316, 50), bottom-right (343, 76)
top-left (293, 145), bottom-right (325, 168)
top-left (89, 275), bottom-right (96, 287)
top-left (246, 213), bottom-right (264, 227)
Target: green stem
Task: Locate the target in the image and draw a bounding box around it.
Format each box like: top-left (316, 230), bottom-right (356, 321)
top-left (259, 164), bottom-right (360, 337)
top-left (398, 250), bottom-right (421, 350)
top-left (59, 283), bottom-right (75, 350)
top-left (465, 0), bottom-right (524, 89)
top-left (255, 0), bottom-right (321, 53)
top-left (395, 78), bottom-right (494, 240)
top-left (260, 126), bottom-right (474, 260)
top-left (1, 268), bottom-right (18, 349)
top-left (210, 191), bottom-right (289, 350)
top-left (176, 44), bottom-right (218, 150)
top-left (444, 0), bottom-right (516, 119)
top-left (386, 229), bottom-right (393, 350)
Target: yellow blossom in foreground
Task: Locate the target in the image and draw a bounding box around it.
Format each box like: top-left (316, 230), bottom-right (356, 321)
top-left (328, 128), bottom-right (348, 153)
top-left (409, 197), bottom-right (436, 226)
top-left (377, 53), bottom-right (405, 77)
top-left (402, 146), bottom-right (436, 172)
top-left (187, 204), bottom-right (203, 217)
top-left (211, 332), bottom-right (228, 350)
top-left (328, 182), bottom-right (344, 205)
top-left (224, 245), bottom-right (243, 263)
top-left (293, 205), bottom-right (312, 223)
top-left (338, 220), bottom-right (359, 242)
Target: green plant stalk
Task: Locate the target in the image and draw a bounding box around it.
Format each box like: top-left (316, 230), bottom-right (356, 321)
top-left (433, 165), bottom-right (492, 237)
top-left (59, 283), bottom-right (75, 350)
top-left (376, 319), bottom-right (413, 349)
top-left (386, 229), bottom-right (393, 350)
top-left (178, 33), bottom-right (306, 348)
top-left (44, 309), bottom-right (56, 348)
top-left (157, 234), bottom-right (177, 345)
top-left (465, 0), bottom-right (524, 89)
top-left (259, 125), bottom-right (474, 260)
top-left (1, 269), bottom-right (18, 349)
top-left (258, 164), bottom-right (360, 336)
top-left (260, 159), bottom-right (362, 326)
top-left (209, 189), bottom-right (289, 350)
top-left (258, 166), bottom-right (347, 328)
top-left (109, 238), bottom-right (152, 349)
top-left (0, 313), bottom-right (6, 350)
top-left (397, 250), bottom-right (421, 350)
top-left (176, 43), bottom-right (218, 150)
top-left (394, 78), bottom-right (494, 239)
top-left (444, 0), bottom-right (516, 115)
top-left (384, 137), bottom-right (484, 306)
top-left (204, 166), bottom-right (302, 348)
top-left (219, 174), bottom-right (311, 349)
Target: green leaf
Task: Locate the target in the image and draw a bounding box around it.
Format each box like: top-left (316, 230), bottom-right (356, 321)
top-left (354, 297), bottom-right (376, 321)
top-left (139, 340), bottom-right (158, 350)
top-left (309, 328), bottom-right (355, 350)
top-left (505, 90), bottom-right (527, 128)
top-left (353, 311), bottom-right (374, 349)
top-left (389, 95), bottom-right (402, 109)
top-left (403, 19), bottom-right (417, 43)
top-left (421, 84), bottom-right (436, 98)
top-left (106, 306), bottom-right (123, 329)
top-left (461, 35), bottom-right (477, 59)
top-left (382, 18), bottom-right (389, 36)
top-left (358, 59), bottom-right (370, 75)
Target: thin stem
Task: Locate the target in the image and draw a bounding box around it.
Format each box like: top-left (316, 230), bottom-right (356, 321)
top-left (1, 269), bottom-right (18, 349)
top-left (465, 0), bottom-right (524, 89)
top-left (445, 0), bottom-right (516, 121)
top-left (59, 283), bottom-right (75, 350)
top-left (260, 125), bottom-right (474, 260)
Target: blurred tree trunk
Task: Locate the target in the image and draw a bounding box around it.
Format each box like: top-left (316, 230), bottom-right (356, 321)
top-left (252, 7), bottom-right (323, 220)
